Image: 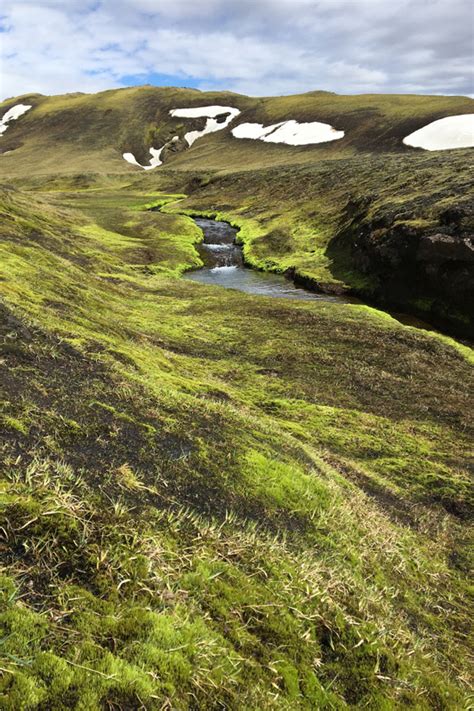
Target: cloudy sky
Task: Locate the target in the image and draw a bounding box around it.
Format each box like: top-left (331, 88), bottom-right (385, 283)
top-left (1, 0), bottom-right (473, 100)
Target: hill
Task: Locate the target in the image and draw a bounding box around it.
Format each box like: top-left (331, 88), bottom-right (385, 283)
top-left (0, 87), bottom-right (473, 709)
top-left (1, 86), bottom-right (473, 174)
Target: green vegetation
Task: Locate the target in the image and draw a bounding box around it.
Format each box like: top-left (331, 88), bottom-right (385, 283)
top-left (0, 86), bottom-right (473, 707)
top-left (0, 180), bottom-right (472, 709)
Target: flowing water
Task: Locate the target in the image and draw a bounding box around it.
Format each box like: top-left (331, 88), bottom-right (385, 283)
top-left (185, 218), bottom-right (354, 303)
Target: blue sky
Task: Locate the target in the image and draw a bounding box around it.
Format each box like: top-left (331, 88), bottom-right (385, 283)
top-left (1, 0), bottom-right (473, 100)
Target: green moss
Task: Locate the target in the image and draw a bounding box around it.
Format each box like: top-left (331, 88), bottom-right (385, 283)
top-left (0, 176), bottom-right (471, 708)
top-left (0, 415), bottom-right (29, 435)
top-left (0, 671), bottom-right (46, 711)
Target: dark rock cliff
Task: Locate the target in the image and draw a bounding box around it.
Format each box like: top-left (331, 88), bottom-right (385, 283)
top-left (331, 198), bottom-right (474, 338)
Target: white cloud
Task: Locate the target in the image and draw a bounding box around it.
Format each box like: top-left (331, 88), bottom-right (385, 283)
top-left (0, 0), bottom-right (472, 100)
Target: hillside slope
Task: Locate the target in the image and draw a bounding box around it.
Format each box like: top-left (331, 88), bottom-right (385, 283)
top-left (0, 87), bottom-right (473, 708)
top-left (0, 184), bottom-right (472, 709)
top-left (1, 86), bottom-right (473, 175)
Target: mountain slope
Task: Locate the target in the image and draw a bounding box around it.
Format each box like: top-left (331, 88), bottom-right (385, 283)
top-left (0, 87), bottom-right (473, 708)
top-left (0, 86), bottom-right (473, 175)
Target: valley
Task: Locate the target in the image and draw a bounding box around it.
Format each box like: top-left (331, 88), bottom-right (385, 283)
top-left (0, 86), bottom-right (473, 710)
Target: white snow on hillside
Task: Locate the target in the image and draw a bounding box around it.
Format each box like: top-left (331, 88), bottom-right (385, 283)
top-left (123, 146), bottom-right (165, 170)
top-left (0, 104), bottom-right (32, 136)
top-left (232, 119), bottom-right (344, 145)
top-left (170, 106), bottom-right (241, 146)
top-left (403, 114), bottom-right (474, 151)
top-left (232, 122), bottom-right (283, 140)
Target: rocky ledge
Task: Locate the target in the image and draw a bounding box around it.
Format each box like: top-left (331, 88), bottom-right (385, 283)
top-left (332, 200), bottom-right (474, 338)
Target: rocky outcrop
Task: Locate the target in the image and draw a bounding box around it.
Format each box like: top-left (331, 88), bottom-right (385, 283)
top-left (331, 197), bottom-right (474, 337)
top-left (160, 135), bottom-right (188, 162)
top-left (416, 233), bottom-right (474, 263)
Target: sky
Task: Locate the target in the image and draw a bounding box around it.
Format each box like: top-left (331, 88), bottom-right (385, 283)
top-left (1, 0), bottom-right (473, 100)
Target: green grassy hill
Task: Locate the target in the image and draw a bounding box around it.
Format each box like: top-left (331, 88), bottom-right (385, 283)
top-left (0, 87), bottom-right (473, 709)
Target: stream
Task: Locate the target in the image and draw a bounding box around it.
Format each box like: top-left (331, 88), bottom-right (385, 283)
top-left (185, 218), bottom-right (354, 303)
top-left (182, 217), bottom-right (459, 340)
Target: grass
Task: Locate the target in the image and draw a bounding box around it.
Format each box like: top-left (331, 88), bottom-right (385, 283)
top-left (0, 180), bottom-right (472, 709)
top-left (0, 84), bottom-right (473, 707)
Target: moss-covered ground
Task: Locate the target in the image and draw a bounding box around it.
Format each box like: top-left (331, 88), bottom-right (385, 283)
top-left (0, 179), bottom-right (472, 709)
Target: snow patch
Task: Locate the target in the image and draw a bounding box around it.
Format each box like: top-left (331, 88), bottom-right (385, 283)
top-left (403, 114), bottom-right (474, 151)
top-left (0, 103), bottom-right (32, 136)
top-left (123, 147), bottom-right (164, 170)
top-left (123, 152), bottom-right (145, 168)
top-left (170, 106), bottom-right (241, 147)
top-left (170, 106), bottom-right (239, 119)
top-left (264, 120), bottom-right (344, 145)
top-left (232, 122), bottom-right (284, 140)
top-left (232, 119), bottom-right (344, 146)
top-left (122, 136), bottom-right (180, 171)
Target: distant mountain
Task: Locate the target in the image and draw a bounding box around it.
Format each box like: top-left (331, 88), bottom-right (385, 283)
top-left (0, 85), bottom-right (472, 176)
